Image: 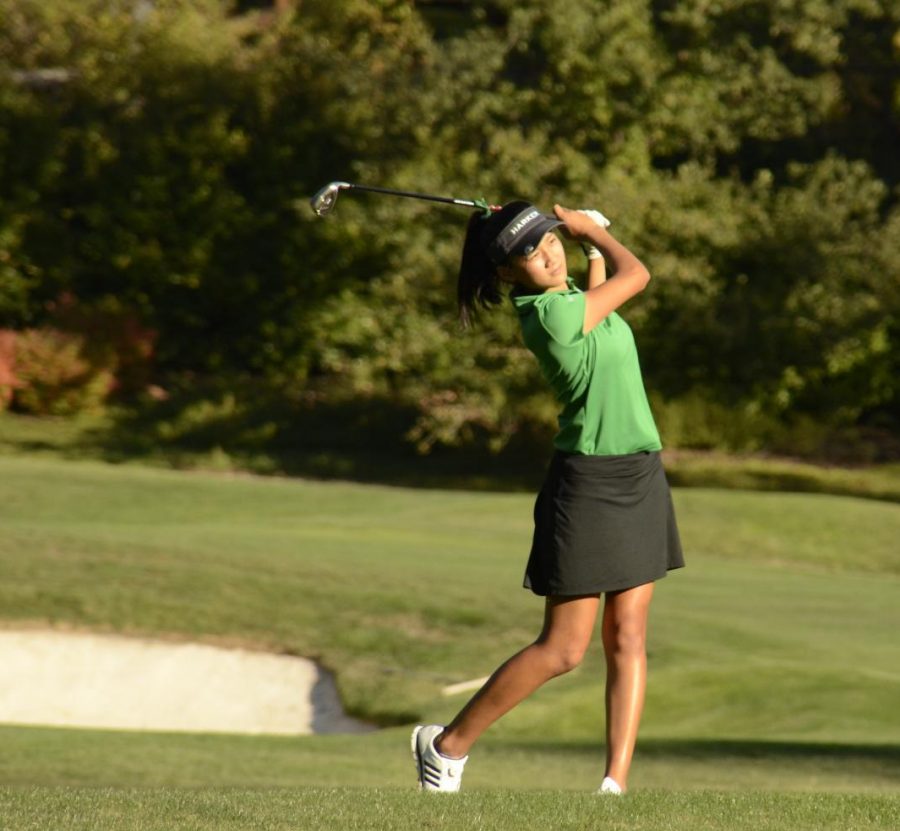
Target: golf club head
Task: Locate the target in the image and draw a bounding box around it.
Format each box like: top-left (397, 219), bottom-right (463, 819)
top-left (310, 181), bottom-right (351, 216)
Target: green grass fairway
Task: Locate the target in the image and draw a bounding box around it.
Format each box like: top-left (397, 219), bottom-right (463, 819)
top-left (2, 787), bottom-right (898, 831)
top-left (1, 454), bottom-right (898, 828)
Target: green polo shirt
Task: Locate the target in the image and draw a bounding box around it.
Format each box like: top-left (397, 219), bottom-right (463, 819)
top-left (512, 280), bottom-right (662, 456)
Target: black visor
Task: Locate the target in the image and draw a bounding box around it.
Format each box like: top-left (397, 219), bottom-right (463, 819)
top-left (485, 204), bottom-right (564, 265)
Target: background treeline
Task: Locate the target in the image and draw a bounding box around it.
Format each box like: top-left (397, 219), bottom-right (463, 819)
top-left (1, 0), bottom-right (898, 466)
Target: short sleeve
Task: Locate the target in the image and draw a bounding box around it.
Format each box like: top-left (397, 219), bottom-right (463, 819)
top-left (536, 291), bottom-right (585, 346)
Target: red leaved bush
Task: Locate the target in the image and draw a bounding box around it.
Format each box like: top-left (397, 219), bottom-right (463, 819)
top-left (47, 293), bottom-right (157, 396)
top-left (10, 327), bottom-right (114, 415)
top-left (0, 296), bottom-right (158, 415)
top-left (0, 330), bottom-right (21, 410)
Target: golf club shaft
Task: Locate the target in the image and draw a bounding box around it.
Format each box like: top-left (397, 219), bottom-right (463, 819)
top-left (309, 180), bottom-right (500, 216)
top-left (344, 183), bottom-right (482, 209)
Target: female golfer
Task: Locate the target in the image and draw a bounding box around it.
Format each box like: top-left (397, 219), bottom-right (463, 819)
top-left (411, 201), bottom-right (685, 795)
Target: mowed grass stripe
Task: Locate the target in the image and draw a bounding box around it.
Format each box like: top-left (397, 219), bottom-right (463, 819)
top-left (2, 456), bottom-right (897, 569)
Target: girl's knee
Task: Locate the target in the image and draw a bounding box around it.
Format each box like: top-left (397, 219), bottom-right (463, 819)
top-left (537, 641), bottom-right (589, 676)
top-left (603, 621), bottom-right (647, 658)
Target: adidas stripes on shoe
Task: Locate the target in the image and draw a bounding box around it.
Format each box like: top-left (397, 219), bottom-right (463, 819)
top-left (411, 724), bottom-right (468, 793)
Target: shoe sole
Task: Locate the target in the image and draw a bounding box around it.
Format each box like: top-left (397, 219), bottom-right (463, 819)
top-left (410, 725), bottom-right (424, 790)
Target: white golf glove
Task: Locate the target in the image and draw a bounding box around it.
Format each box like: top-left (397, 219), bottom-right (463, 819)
top-left (576, 209), bottom-right (611, 260)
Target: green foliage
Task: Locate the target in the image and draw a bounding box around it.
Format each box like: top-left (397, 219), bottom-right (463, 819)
top-left (0, 0), bottom-right (897, 457)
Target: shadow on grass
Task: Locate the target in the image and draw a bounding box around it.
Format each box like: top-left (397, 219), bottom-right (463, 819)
top-left (2, 383), bottom-right (898, 499)
top-left (493, 736), bottom-right (900, 770)
top-left (639, 738), bottom-right (900, 764)
top-left (664, 461), bottom-right (900, 503)
top-left (70, 386), bottom-right (553, 492)
top-left (474, 737), bottom-right (900, 793)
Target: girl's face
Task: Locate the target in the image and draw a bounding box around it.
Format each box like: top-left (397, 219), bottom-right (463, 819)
top-left (500, 232), bottom-right (568, 293)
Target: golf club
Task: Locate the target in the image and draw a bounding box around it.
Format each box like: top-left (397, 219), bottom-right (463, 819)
top-left (310, 181), bottom-right (501, 217)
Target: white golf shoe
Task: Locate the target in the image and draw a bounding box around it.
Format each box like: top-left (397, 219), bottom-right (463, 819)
top-left (597, 775), bottom-right (624, 795)
top-left (411, 724), bottom-right (468, 793)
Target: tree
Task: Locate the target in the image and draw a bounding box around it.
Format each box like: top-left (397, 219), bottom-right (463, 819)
top-left (1, 0), bottom-right (896, 458)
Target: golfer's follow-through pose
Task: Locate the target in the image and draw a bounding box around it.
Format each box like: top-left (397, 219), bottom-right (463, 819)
top-left (411, 201), bottom-right (685, 795)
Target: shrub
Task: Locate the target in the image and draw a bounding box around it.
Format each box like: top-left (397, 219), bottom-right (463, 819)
top-left (12, 327), bottom-right (114, 416)
top-left (0, 330), bottom-right (20, 411)
top-left (47, 294), bottom-right (157, 396)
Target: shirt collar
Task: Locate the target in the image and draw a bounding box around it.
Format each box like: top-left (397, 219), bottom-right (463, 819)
top-left (511, 277), bottom-right (578, 311)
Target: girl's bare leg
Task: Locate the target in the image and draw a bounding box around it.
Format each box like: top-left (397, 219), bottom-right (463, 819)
top-left (601, 581), bottom-right (655, 790)
top-left (437, 594), bottom-right (600, 759)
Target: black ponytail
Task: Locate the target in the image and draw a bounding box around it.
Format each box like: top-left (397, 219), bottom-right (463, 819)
top-left (457, 212), bottom-right (503, 327)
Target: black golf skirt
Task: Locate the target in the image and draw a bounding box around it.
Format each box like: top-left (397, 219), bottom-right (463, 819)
top-left (524, 450), bottom-right (685, 596)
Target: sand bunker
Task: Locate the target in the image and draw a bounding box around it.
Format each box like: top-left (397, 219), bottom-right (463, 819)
top-left (0, 629), bottom-right (372, 735)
